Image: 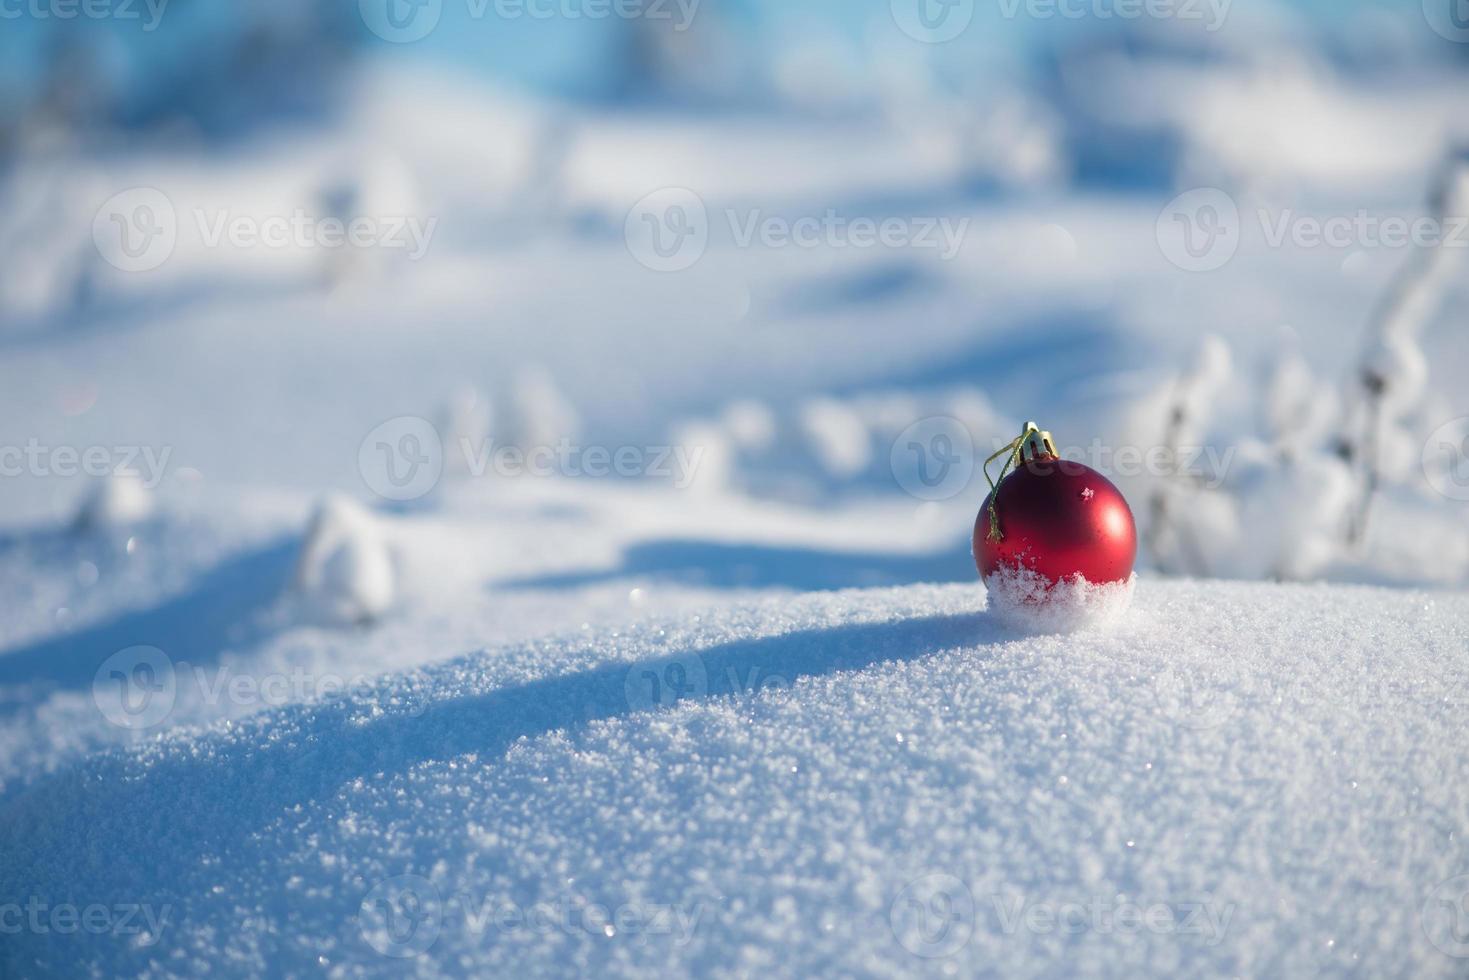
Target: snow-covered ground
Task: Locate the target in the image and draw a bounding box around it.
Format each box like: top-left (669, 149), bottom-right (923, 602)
top-left (3, 29), bottom-right (1469, 977)
top-left (4, 570), bottom-right (1468, 976)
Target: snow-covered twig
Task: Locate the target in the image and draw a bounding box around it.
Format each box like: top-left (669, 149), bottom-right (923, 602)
top-left (1144, 337), bottom-right (1230, 577)
top-left (1342, 150), bottom-right (1468, 545)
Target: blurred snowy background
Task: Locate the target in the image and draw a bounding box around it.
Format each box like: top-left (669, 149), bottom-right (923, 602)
top-left (3, 1), bottom-right (1469, 976)
top-left (2, 0), bottom-right (1467, 586)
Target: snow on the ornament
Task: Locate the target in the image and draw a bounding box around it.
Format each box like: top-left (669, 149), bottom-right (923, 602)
top-left (983, 564), bottom-right (1136, 633)
top-left (290, 496), bottom-right (396, 625)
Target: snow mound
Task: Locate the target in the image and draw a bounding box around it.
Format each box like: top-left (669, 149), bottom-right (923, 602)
top-left (984, 566), bottom-right (1137, 634)
top-left (2, 580), bottom-right (1466, 978)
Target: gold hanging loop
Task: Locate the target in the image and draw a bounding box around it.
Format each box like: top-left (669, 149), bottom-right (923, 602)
top-left (982, 421), bottom-right (1057, 542)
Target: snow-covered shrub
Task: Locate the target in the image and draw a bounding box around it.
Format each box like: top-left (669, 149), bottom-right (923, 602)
top-left (438, 386), bottom-right (494, 480)
top-left (291, 497), bottom-right (396, 626)
top-left (667, 387), bottom-right (1006, 503)
top-left (1126, 333), bottom-right (1363, 581)
top-left (74, 474), bottom-right (154, 533)
top-left (799, 398), bottom-right (872, 481)
top-left (1339, 152), bottom-right (1468, 543)
top-left (508, 366), bottom-right (581, 454)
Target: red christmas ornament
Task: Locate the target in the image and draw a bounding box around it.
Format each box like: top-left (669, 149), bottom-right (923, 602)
top-left (974, 423), bottom-right (1137, 586)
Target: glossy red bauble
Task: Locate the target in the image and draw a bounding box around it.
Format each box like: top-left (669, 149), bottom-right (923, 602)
top-left (974, 454), bottom-right (1137, 586)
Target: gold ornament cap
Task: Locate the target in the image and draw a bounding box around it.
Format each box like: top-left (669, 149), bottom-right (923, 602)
top-left (1018, 422), bottom-right (1058, 462)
